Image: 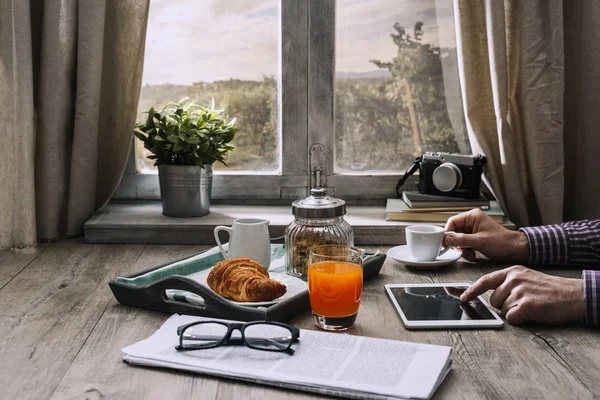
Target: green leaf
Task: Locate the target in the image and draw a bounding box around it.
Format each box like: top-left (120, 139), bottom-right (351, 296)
top-left (137, 97), bottom-right (238, 166)
top-left (133, 130), bottom-right (146, 141)
top-left (173, 142), bottom-right (184, 152)
top-left (146, 108), bottom-right (155, 127)
top-left (199, 142), bottom-right (210, 152)
top-left (222, 132), bottom-right (235, 143)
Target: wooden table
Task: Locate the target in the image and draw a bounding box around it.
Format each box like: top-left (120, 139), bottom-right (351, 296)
top-left (1, 239), bottom-right (599, 399)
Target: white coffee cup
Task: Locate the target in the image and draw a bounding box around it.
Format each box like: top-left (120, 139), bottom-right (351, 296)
top-left (405, 225), bottom-right (454, 262)
top-left (214, 218), bottom-right (271, 268)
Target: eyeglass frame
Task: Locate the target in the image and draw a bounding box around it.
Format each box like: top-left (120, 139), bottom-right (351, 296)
top-left (175, 320), bottom-right (301, 355)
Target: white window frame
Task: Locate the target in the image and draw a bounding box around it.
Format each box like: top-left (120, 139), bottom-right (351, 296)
top-left (308, 0), bottom-right (411, 200)
top-left (115, 0), bottom-right (311, 201)
top-left (114, 0), bottom-right (417, 203)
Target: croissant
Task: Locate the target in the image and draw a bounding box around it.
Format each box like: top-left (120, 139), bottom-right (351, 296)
top-left (207, 257), bottom-right (287, 302)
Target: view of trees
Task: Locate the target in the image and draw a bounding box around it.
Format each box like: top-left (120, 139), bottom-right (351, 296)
top-left (336, 21), bottom-right (465, 171)
top-left (137, 78), bottom-right (278, 172)
top-left (137, 22), bottom-right (466, 173)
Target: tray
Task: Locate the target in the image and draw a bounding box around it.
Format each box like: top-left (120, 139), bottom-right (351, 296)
top-left (109, 244), bottom-right (386, 322)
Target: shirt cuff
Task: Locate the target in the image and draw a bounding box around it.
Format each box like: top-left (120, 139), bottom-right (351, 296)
top-left (520, 225), bottom-right (568, 266)
top-left (583, 270), bottom-right (600, 327)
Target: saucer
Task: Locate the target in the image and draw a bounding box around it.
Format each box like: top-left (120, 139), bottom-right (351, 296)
top-left (386, 245), bottom-right (461, 269)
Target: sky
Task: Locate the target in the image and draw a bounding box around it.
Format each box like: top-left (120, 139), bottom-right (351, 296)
top-left (142, 0), bottom-right (457, 85)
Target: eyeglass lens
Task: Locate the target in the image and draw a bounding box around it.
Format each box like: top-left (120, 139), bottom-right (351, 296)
top-left (244, 324), bottom-right (293, 351)
top-left (182, 322), bottom-right (229, 349)
top-left (181, 322), bottom-right (293, 351)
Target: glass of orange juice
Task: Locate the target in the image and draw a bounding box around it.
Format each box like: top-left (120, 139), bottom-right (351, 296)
top-left (308, 245), bottom-right (363, 331)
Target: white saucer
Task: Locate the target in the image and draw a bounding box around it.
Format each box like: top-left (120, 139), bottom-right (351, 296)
top-left (386, 245), bottom-right (461, 269)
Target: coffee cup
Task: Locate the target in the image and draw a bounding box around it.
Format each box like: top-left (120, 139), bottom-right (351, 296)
top-left (214, 218), bottom-right (271, 268)
top-left (405, 225), bottom-right (454, 262)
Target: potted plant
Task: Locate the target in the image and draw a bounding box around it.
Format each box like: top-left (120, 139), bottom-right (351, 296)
top-left (134, 98), bottom-right (238, 217)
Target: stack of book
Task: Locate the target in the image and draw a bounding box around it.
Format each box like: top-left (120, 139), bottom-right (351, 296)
top-left (386, 191), bottom-right (505, 223)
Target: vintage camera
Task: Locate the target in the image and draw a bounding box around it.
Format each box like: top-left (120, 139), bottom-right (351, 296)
top-left (396, 152), bottom-right (487, 199)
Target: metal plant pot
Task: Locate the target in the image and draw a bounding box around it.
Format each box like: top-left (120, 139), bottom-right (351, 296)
top-left (158, 164), bottom-right (213, 217)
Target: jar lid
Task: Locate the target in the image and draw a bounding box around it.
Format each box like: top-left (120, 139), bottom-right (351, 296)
top-left (292, 187), bottom-right (346, 218)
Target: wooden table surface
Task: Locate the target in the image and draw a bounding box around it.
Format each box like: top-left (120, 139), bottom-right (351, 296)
top-left (1, 239), bottom-right (599, 399)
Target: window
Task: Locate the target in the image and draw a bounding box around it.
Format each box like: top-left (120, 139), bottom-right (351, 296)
top-left (335, 0), bottom-right (469, 173)
top-left (118, 0), bottom-right (467, 202)
top-left (136, 0), bottom-right (280, 174)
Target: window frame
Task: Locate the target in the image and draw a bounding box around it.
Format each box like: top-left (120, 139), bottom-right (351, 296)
top-left (115, 0), bottom-right (310, 201)
top-left (308, 0), bottom-right (411, 201)
top-left (114, 0), bottom-right (421, 203)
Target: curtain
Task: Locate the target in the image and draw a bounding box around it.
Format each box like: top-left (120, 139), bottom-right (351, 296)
top-left (0, 0), bottom-right (149, 249)
top-left (453, 0), bottom-right (565, 227)
top-left (563, 0), bottom-right (600, 221)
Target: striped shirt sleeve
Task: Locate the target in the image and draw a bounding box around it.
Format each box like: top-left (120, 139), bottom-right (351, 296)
top-left (520, 219), bottom-right (600, 267)
top-left (583, 270), bottom-right (600, 327)
top-left (521, 219), bottom-right (600, 327)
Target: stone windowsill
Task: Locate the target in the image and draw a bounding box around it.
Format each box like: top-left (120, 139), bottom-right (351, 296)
top-left (84, 201), bottom-right (444, 245)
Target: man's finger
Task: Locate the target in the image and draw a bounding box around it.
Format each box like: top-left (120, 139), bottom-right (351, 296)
top-left (444, 213), bottom-right (469, 232)
top-left (445, 232), bottom-right (483, 248)
top-left (505, 304), bottom-right (527, 324)
top-left (499, 291), bottom-right (519, 315)
top-left (444, 209), bottom-right (480, 233)
top-left (460, 268), bottom-right (511, 302)
top-left (458, 248), bottom-right (476, 262)
top-left (489, 282), bottom-right (511, 309)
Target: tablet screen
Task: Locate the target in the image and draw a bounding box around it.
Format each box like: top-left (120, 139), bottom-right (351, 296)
top-left (388, 286), bottom-right (496, 321)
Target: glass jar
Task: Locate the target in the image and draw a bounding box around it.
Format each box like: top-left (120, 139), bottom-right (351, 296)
top-left (285, 187), bottom-right (354, 279)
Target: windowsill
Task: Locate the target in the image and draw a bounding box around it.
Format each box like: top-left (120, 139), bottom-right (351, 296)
top-left (84, 201), bottom-right (445, 245)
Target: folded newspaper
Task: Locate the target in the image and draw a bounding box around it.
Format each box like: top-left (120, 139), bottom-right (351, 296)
top-left (122, 315), bottom-right (452, 399)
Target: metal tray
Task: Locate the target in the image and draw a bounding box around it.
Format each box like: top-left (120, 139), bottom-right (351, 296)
top-left (109, 249), bottom-right (386, 322)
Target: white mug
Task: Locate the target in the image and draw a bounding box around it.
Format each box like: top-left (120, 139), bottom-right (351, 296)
top-left (214, 218), bottom-right (271, 268)
top-left (405, 225), bottom-right (455, 262)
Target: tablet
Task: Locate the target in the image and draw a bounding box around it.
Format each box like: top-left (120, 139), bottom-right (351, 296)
top-left (384, 283), bottom-right (504, 329)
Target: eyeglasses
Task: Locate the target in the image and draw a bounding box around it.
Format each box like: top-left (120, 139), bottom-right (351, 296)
top-left (175, 320), bottom-right (300, 355)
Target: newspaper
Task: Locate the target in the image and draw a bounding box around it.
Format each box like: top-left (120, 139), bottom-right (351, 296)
top-left (122, 315), bottom-right (452, 400)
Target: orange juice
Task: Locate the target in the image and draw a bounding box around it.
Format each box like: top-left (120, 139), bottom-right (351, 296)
top-left (308, 261), bottom-right (363, 317)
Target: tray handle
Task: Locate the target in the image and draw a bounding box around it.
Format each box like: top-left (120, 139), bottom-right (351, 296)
top-left (146, 276), bottom-right (268, 321)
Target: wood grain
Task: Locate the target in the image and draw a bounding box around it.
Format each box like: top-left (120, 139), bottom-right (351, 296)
top-left (426, 260), bottom-right (595, 399)
top-left (1, 242), bottom-right (599, 400)
top-left (282, 0), bottom-right (309, 178)
top-left (49, 244), bottom-right (218, 400)
top-left (0, 243), bottom-right (48, 289)
top-left (308, 0), bottom-right (335, 185)
top-left (0, 239), bottom-right (144, 399)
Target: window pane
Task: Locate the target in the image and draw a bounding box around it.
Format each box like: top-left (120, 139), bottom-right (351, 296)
top-left (335, 0), bottom-right (470, 173)
top-left (136, 0), bottom-right (280, 174)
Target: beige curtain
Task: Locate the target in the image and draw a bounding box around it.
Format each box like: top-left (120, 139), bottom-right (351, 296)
top-left (0, 0), bottom-right (149, 249)
top-left (563, 0), bottom-right (600, 221)
top-left (454, 0), bottom-right (565, 227)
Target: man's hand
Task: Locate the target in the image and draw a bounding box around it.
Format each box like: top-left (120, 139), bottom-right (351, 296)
top-left (444, 208), bottom-right (529, 262)
top-left (460, 266), bottom-right (585, 325)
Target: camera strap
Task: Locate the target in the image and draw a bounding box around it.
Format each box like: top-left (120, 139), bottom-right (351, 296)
top-left (395, 157), bottom-right (421, 197)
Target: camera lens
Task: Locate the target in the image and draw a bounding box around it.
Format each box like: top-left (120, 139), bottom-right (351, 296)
top-left (432, 163), bottom-right (463, 192)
